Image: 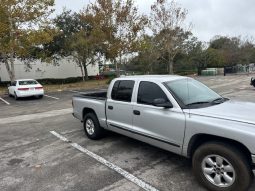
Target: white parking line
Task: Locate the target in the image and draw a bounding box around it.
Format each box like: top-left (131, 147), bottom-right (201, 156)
top-left (0, 97), bottom-right (10, 105)
top-left (50, 131), bottom-right (159, 191)
top-left (44, 95), bottom-right (59, 100)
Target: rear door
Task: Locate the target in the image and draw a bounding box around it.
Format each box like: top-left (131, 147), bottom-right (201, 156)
top-left (132, 81), bottom-right (186, 154)
top-left (106, 80), bottom-right (135, 133)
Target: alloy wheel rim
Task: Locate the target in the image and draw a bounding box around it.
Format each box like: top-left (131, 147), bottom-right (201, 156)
top-left (85, 119), bottom-right (95, 135)
top-left (201, 154), bottom-right (236, 188)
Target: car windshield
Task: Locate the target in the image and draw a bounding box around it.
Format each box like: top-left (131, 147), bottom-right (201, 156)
top-left (19, 80), bottom-right (38, 85)
top-left (165, 78), bottom-right (223, 107)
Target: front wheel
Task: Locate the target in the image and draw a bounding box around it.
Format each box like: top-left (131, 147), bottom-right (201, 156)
top-left (83, 113), bottom-right (105, 140)
top-left (192, 142), bottom-right (253, 191)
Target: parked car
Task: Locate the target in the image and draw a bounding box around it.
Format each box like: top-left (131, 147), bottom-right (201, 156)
top-left (251, 77), bottom-right (255, 87)
top-left (72, 75), bottom-right (255, 191)
top-left (8, 79), bottom-right (44, 100)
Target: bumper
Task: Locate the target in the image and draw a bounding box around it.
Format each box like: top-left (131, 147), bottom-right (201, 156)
top-left (16, 90), bottom-right (44, 97)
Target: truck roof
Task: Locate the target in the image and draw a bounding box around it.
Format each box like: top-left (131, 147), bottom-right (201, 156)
top-left (116, 75), bottom-right (188, 82)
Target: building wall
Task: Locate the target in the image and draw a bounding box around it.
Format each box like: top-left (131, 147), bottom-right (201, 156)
top-left (0, 58), bottom-right (99, 81)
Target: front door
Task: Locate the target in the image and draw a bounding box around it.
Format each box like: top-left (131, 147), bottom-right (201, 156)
top-left (132, 81), bottom-right (186, 154)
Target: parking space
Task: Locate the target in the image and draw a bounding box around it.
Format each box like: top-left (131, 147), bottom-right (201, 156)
top-left (0, 76), bottom-right (255, 191)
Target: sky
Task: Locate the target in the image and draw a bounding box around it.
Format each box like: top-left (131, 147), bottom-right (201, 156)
top-left (54, 0), bottom-right (255, 42)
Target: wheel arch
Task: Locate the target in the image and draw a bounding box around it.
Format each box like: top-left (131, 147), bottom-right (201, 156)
top-left (187, 134), bottom-right (252, 165)
top-left (82, 107), bottom-right (97, 120)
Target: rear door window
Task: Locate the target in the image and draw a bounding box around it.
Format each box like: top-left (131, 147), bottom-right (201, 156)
top-left (111, 80), bottom-right (135, 102)
top-left (137, 81), bottom-right (168, 105)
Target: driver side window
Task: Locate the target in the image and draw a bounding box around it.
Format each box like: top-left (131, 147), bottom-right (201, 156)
top-left (137, 81), bottom-right (169, 105)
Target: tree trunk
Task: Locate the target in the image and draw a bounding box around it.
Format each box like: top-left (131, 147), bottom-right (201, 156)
top-left (4, 60), bottom-right (15, 82)
top-left (8, 15), bottom-right (16, 82)
top-left (83, 63), bottom-right (89, 81)
top-left (115, 59), bottom-right (120, 77)
top-left (78, 61), bottom-right (85, 81)
top-left (168, 59), bottom-right (174, 74)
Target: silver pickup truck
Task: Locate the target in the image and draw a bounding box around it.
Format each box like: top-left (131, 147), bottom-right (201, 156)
top-left (72, 75), bottom-right (255, 191)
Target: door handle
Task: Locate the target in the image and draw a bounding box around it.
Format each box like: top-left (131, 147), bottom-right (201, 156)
top-left (133, 110), bottom-right (140, 115)
top-left (108, 106), bottom-right (113, 110)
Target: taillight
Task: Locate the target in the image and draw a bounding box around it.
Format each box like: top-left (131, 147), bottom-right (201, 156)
top-left (18, 88), bottom-right (29, 91)
top-left (35, 87), bottom-right (43, 90)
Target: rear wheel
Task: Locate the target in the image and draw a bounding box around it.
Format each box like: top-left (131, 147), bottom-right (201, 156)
top-left (192, 142), bottom-right (253, 191)
top-left (37, 95), bottom-right (43, 99)
top-left (83, 113), bottom-right (105, 140)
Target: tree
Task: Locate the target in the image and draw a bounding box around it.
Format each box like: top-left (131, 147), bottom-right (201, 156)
top-left (0, 0), bottom-right (55, 82)
top-left (150, 0), bottom-right (191, 74)
top-left (46, 10), bottom-right (102, 81)
top-left (209, 36), bottom-right (241, 66)
top-left (85, 0), bottom-right (147, 76)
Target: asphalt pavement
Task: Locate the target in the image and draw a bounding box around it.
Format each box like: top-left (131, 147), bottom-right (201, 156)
top-left (0, 75), bottom-right (255, 191)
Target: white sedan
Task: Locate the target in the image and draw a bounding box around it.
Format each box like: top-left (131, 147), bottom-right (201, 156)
top-left (8, 79), bottom-right (44, 100)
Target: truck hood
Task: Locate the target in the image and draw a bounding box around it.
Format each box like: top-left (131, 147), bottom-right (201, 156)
top-left (187, 100), bottom-right (255, 125)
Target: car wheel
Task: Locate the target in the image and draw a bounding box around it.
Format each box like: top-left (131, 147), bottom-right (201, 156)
top-left (83, 113), bottom-right (105, 140)
top-left (192, 142), bottom-right (253, 191)
top-left (14, 92), bottom-right (19, 100)
top-left (38, 95), bottom-right (43, 99)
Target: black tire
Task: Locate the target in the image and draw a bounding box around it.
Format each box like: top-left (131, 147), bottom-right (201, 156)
top-left (14, 92), bottom-right (19, 100)
top-left (38, 95), bottom-right (43, 99)
top-left (192, 142), bottom-right (253, 191)
top-left (83, 113), bottom-right (105, 140)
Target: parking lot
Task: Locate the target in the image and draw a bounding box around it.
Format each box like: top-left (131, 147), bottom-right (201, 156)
top-left (0, 75), bottom-right (255, 191)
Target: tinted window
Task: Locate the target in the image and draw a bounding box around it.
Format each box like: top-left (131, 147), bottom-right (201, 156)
top-left (138, 81), bottom-right (168, 105)
top-left (112, 80), bottom-right (135, 102)
top-left (111, 81), bottom-right (120, 99)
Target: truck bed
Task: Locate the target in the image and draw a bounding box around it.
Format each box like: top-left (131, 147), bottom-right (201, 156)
top-left (73, 91), bottom-right (107, 100)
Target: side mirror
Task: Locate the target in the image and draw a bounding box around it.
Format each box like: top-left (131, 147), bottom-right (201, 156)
top-left (153, 98), bottom-right (173, 108)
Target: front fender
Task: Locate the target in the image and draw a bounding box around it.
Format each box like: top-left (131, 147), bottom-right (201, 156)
top-left (182, 113), bottom-right (255, 157)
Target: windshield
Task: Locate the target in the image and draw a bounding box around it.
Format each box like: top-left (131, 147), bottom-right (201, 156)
top-left (19, 80), bottom-right (38, 86)
top-left (165, 78), bottom-right (223, 107)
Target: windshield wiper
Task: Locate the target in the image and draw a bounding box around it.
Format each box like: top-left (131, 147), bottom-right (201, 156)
top-left (186, 101), bottom-right (210, 106)
top-left (211, 97), bottom-right (225, 104)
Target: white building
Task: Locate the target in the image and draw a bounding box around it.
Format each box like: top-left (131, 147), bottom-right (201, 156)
top-left (0, 58), bottom-right (99, 81)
